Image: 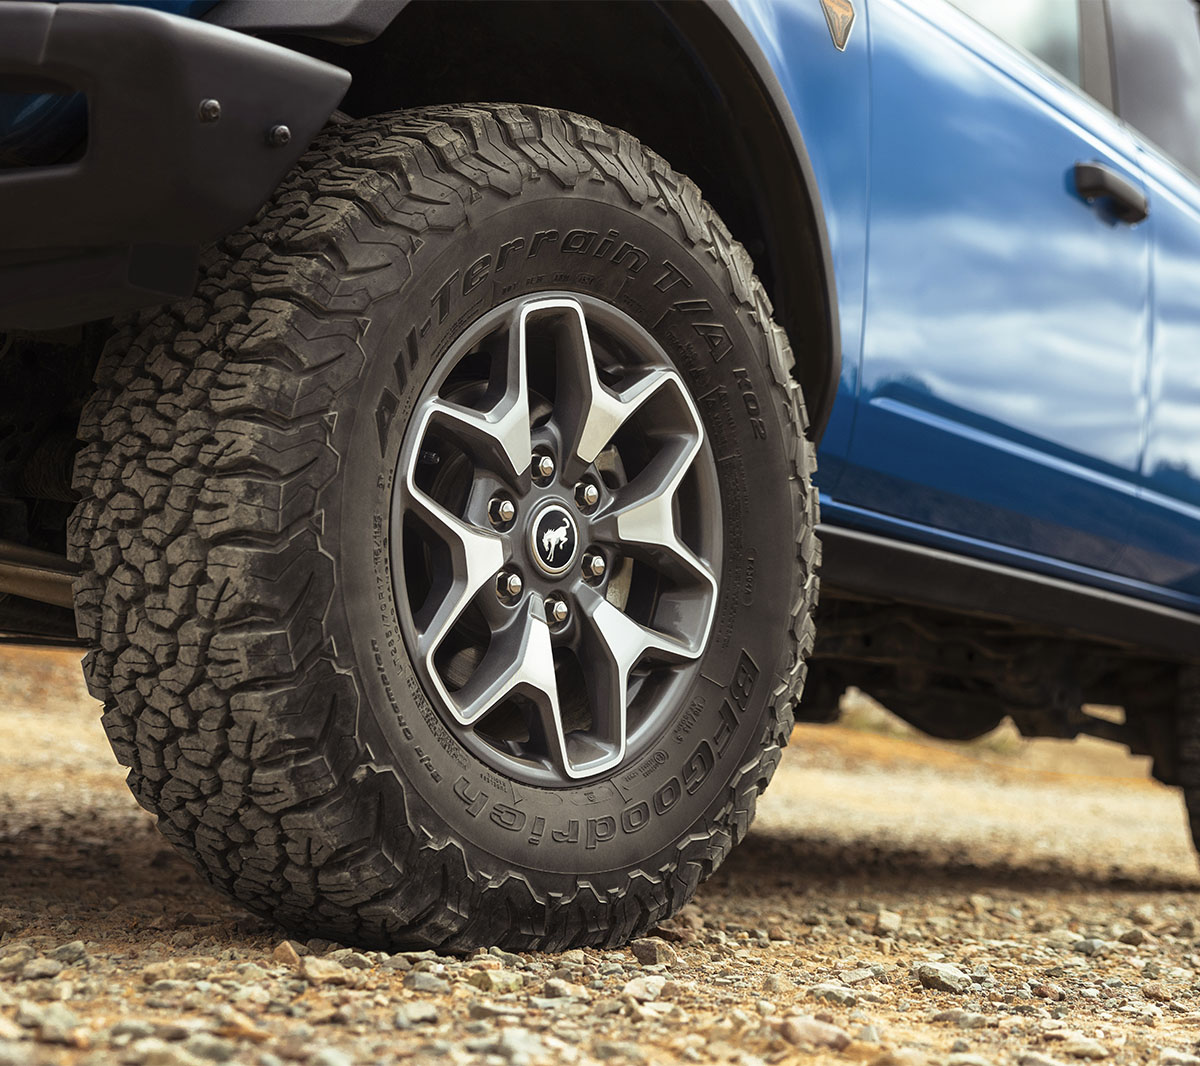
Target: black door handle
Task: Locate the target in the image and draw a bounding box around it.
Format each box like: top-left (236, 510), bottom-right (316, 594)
top-left (1074, 161), bottom-right (1149, 223)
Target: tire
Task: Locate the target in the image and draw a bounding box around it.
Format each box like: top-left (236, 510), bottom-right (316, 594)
top-left (69, 105), bottom-right (820, 951)
top-left (1177, 666), bottom-right (1200, 852)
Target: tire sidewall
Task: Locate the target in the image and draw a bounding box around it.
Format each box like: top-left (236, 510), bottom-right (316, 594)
top-left (330, 181), bottom-right (797, 881)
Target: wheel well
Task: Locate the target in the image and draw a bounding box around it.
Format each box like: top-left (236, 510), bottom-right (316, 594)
top-left (287, 0), bottom-right (838, 438)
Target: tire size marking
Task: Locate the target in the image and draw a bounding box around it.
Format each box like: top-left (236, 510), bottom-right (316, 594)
top-left (444, 652), bottom-right (760, 850)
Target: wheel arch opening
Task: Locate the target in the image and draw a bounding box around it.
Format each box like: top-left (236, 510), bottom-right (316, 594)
top-left (293, 0), bottom-right (840, 439)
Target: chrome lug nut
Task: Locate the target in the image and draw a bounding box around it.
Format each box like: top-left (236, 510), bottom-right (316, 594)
top-left (496, 570), bottom-right (523, 602)
top-left (534, 453), bottom-right (556, 482)
top-left (582, 552), bottom-right (607, 580)
top-left (575, 481), bottom-right (600, 510)
top-left (545, 595), bottom-right (569, 626)
top-left (488, 496), bottom-right (516, 528)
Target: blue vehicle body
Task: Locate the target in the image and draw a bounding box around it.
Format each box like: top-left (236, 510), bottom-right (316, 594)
top-left (724, 0), bottom-right (1200, 621)
top-left (3, 0), bottom-right (1199, 638)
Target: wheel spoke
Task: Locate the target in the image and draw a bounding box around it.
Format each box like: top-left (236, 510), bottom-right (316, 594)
top-left (421, 307), bottom-right (534, 486)
top-left (405, 484), bottom-right (505, 664)
top-left (593, 435), bottom-right (717, 602)
top-left (444, 597), bottom-right (575, 776)
top-left (576, 585), bottom-right (696, 762)
top-left (535, 298), bottom-right (677, 472)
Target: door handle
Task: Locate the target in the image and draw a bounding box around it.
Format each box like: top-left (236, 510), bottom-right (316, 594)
top-left (1074, 162), bottom-right (1149, 224)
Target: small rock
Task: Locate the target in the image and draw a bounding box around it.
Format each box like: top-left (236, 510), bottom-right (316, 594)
top-left (1143, 981), bottom-right (1172, 1002)
top-left (1160, 1052), bottom-right (1200, 1066)
top-left (1060, 1037), bottom-right (1110, 1060)
top-left (309, 1050), bottom-right (354, 1066)
top-left (916, 962), bottom-right (973, 994)
top-left (494, 1027), bottom-right (547, 1062)
top-left (841, 967), bottom-right (875, 985)
top-left (857, 1025), bottom-right (883, 1043)
top-left (50, 942), bottom-right (87, 964)
top-left (780, 1015), bottom-right (851, 1050)
top-left (21, 958), bottom-right (62, 981)
top-left (1032, 982), bottom-right (1066, 1001)
top-left (811, 982), bottom-right (857, 1006)
top-left (949, 1056), bottom-right (995, 1066)
top-left (468, 1000), bottom-right (525, 1019)
top-left (933, 1009), bottom-right (989, 1029)
top-left (594, 1041), bottom-right (646, 1062)
top-left (394, 1002), bottom-right (438, 1028)
top-left (543, 977), bottom-right (589, 1000)
top-left (1119, 927), bottom-right (1150, 946)
top-left (629, 938), bottom-right (678, 967)
top-left (36, 1002), bottom-right (79, 1045)
top-left (622, 975), bottom-right (666, 1002)
top-left (271, 941), bottom-right (303, 970)
top-left (300, 956), bottom-right (351, 986)
top-left (875, 910), bottom-right (903, 935)
top-left (468, 969), bottom-right (523, 993)
top-left (1073, 939), bottom-right (1107, 957)
top-left (183, 1034), bottom-right (236, 1063)
top-left (403, 971), bottom-right (450, 993)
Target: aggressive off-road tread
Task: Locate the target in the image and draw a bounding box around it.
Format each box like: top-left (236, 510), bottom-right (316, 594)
top-left (69, 104), bottom-right (820, 951)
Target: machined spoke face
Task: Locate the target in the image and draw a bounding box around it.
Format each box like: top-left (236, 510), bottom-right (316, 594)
top-left (393, 293), bottom-right (722, 786)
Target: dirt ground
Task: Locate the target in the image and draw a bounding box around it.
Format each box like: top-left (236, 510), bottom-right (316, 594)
top-left (1, 647), bottom-right (1198, 1066)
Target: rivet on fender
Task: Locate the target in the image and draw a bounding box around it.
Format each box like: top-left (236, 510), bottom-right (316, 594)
top-left (819, 0), bottom-right (856, 51)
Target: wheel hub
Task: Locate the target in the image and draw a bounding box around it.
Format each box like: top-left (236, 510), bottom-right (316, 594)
top-left (529, 502), bottom-right (579, 576)
top-left (392, 294), bottom-right (721, 786)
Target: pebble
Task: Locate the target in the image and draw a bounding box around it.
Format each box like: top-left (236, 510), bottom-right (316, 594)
top-left (467, 969), bottom-right (523, 993)
top-left (182, 1033), bottom-right (236, 1062)
top-left (271, 941), bottom-right (303, 970)
top-left (1060, 1036), bottom-right (1111, 1060)
top-left (916, 962), bottom-right (974, 993)
top-left (933, 1009), bottom-right (989, 1029)
top-left (875, 910), bottom-right (903, 935)
top-left (780, 1014), bottom-right (852, 1049)
top-left (628, 938), bottom-right (678, 967)
top-left (622, 975), bottom-right (666, 1002)
top-left (21, 957), bottom-right (62, 980)
top-left (309, 1050), bottom-right (354, 1066)
top-left (1020, 1056), bottom-right (1068, 1066)
top-left (543, 977), bottom-right (589, 1000)
top-left (811, 982), bottom-right (857, 1005)
top-left (300, 957), bottom-right (351, 986)
top-left (394, 1002), bottom-right (438, 1028)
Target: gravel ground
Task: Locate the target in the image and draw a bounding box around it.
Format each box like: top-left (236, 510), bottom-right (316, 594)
top-left (2, 650), bottom-right (1200, 1066)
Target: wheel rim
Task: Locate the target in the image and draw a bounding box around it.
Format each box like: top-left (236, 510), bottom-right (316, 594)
top-left (392, 294), bottom-right (721, 786)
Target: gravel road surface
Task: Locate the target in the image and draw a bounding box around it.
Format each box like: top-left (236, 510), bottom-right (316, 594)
top-left (1, 649), bottom-right (1198, 1066)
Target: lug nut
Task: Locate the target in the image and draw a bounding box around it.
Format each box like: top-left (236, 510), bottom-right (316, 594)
top-left (488, 496), bottom-right (516, 528)
top-left (575, 481), bottom-right (600, 509)
top-left (533, 453), bottom-right (555, 482)
top-left (582, 552), bottom-right (606, 580)
top-left (496, 570), bottom-right (523, 601)
top-left (545, 595), bottom-right (569, 626)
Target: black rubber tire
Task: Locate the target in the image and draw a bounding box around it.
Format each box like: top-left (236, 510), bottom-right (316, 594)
top-left (69, 105), bottom-right (820, 951)
top-left (1177, 666), bottom-right (1200, 850)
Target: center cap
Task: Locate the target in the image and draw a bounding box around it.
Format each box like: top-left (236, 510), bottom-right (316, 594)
top-left (530, 502), bottom-right (579, 576)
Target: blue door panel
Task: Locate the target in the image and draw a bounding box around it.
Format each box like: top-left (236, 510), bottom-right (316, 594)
top-left (833, 0), bottom-right (1149, 574)
top-left (1120, 144), bottom-right (1200, 597)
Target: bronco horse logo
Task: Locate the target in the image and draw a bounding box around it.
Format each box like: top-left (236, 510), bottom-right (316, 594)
top-left (541, 520), bottom-right (571, 563)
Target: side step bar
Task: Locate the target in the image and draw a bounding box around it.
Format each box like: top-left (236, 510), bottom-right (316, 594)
top-left (0, 540), bottom-right (76, 609)
top-left (818, 524), bottom-right (1200, 663)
